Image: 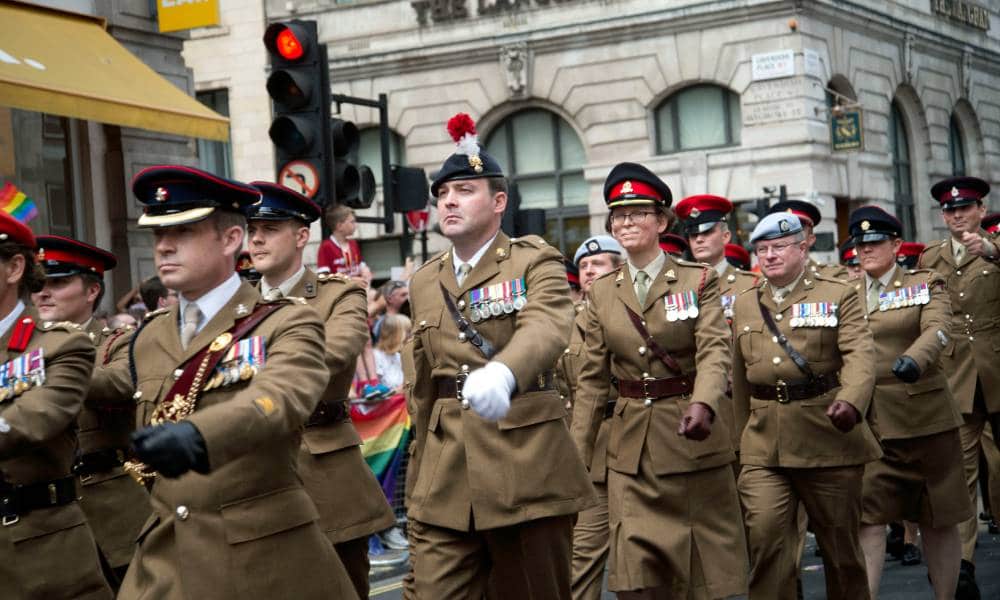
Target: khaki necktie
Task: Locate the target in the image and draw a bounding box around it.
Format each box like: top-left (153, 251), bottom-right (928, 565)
top-left (867, 281), bottom-right (882, 314)
top-left (456, 263), bottom-right (472, 287)
top-left (635, 270), bottom-right (650, 306)
top-left (180, 302), bottom-right (202, 350)
top-left (954, 243), bottom-right (966, 265)
top-left (264, 287), bottom-right (283, 302)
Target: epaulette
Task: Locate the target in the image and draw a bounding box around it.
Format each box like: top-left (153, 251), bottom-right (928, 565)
top-left (674, 257), bottom-right (710, 270)
top-left (419, 251), bottom-right (450, 273)
top-left (510, 235), bottom-right (548, 248)
top-left (143, 308), bottom-right (170, 322)
top-left (316, 272), bottom-right (349, 284)
top-left (39, 320), bottom-right (82, 332)
top-left (811, 272), bottom-right (850, 287)
top-left (263, 295), bottom-right (308, 305)
top-left (596, 267), bottom-right (622, 283)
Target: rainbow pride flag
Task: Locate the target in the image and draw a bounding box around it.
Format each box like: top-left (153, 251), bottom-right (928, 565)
top-left (0, 182), bottom-right (38, 223)
top-left (351, 393), bottom-right (411, 506)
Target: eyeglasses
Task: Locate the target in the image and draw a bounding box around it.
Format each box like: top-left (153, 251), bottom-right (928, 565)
top-left (610, 211), bottom-right (657, 226)
top-left (753, 241), bottom-right (799, 257)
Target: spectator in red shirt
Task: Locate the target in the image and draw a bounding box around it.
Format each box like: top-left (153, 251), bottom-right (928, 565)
top-left (318, 204), bottom-right (364, 275)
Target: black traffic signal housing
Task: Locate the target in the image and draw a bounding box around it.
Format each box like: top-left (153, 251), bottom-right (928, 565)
top-left (264, 20), bottom-right (334, 206)
top-left (331, 119), bottom-right (375, 210)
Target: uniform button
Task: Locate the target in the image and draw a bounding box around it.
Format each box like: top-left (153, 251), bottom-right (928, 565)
top-left (969, 336), bottom-right (975, 341)
top-left (176, 506), bottom-right (189, 521)
top-left (559, 394), bottom-right (565, 400)
top-left (643, 399), bottom-right (652, 407)
top-left (173, 369), bottom-right (184, 379)
top-left (956, 270), bottom-right (962, 275)
top-left (772, 336), bottom-right (779, 343)
top-left (642, 372), bottom-right (650, 378)
top-left (959, 292), bottom-right (965, 298)
top-left (772, 357), bottom-right (781, 365)
top-left (564, 348), bottom-right (570, 354)
top-left (457, 300), bottom-right (466, 309)
top-left (965, 314), bottom-right (972, 320)
top-left (419, 320), bottom-right (427, 327)
top-left (638, 346), bottom-right (647, 355)
top-left (983, 270), bottom-right (989, 275)
top-left (461, 399), bottom-right (470, 410)
top-left (774, 313), bottom-right (783, 321)
top-left (461, 364), bottom-right (470, 372)
top-left (565, 401), bottom-right (572, 410)
top-left (458, 332), bottom-right (467, 342)
top-left (132, 391), bottom-right (142, 400)
top-left (743, 326), bottom-right (750, 332)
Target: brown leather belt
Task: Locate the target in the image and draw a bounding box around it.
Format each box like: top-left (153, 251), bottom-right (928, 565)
top-left (73, 447), bottom-right (128, 477)
top-left (0, 476), bottom-right (77, 525)
top-left (434, 370), bottom-right (556, 399)
top-left (306, 400), bottom-right (349, 427)
top-left (617, 375), bottom-right (694, 399)
top-left (750, 373), bottom-right (840, 403)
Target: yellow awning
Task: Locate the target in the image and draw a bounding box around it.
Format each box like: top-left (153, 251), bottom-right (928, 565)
top-left (0, 1), bottom-right (229, 141)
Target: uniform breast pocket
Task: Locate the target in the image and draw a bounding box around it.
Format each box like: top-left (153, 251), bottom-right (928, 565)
top-left (414, 308), bottom-right (443, 365)
top-left (803, 327), bottom-right (837, 363)
top-left (737, 324), bottom-right (765, 365)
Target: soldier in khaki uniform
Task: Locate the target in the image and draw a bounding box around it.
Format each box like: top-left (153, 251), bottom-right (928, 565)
top-left (768, 200), bottom-right (847, 280)
top-left (845, 206), bottom-right (971, 600)
top-left (32, 235), bottom-right (150, 587)
top-left (572, 163), bottom-right (747, 599)
top-left (406, 114), bottom-right (594, 599)
top-left (0, 213), bottom-right (113, 599)
top-left (92, 166), bottom-right (358, 600)
top-left (560, 235), bottom-right (624, 600)
top-left (246, 181), bottom-right (395, 597)
top-left (731, 211), bottom-right (881, 600)
top-left (917, 175), bottom-right (1000, 599)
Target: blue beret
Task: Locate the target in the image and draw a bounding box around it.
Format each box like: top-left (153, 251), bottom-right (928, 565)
top-left (248, 181), bottom-right (321, 223)
top-left (132, 165), bottom-right (260, 228)
top-left (573, 235), bottom-right (623, 266)
top-left (750, 212), bottom-right (803, 244)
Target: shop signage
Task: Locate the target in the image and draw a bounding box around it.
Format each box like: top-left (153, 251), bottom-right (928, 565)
top-left (157, 0), bottom-right (220, 33)
top-left (931, 0), bottom-right (991, 31)
top-left (831, 109), bottom-right (863, 152)
top-left (751, 50), bottom-right (795, 81)
top-left (412, 0), bottom-right (582, 26)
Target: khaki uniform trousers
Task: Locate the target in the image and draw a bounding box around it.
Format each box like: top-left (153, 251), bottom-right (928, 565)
top-left (739, 464), bottom-right (870, 600)
top-left (958, 383), bottom-right (1000, 562)
top-left (570, 481), bottom-right (609, 600)
top-left (409, 515), bottom-right (573, 600)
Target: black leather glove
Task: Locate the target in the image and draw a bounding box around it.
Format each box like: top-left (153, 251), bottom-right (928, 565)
top-left (130, 421), bottom-right (209, 478)
top-left (891, 355), bottom-right (921, 383)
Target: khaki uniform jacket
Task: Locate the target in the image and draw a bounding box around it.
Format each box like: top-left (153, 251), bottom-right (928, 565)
top-left (918, 233), bottom-right (1000, 413)
top-left (718, 264), bottom-right (760, 451)
top-left (732, 273), bottom-right (882, 468)
top-left (0, 311), bottom-right (112, 599)
top-left (96, 282), bottom-right (357, 600)
top-left (407, 232), bottom-right (595, 531)
top-left (571, 254), bottom-right (735, 477)
top-left (860, 266), bottom-right (962, 440)
top-left (809, 257), bottom-right (849, 280)
top-left (77, 320), bottom-right (150, 568)
top-left (290, 269), bottom-right (394, 543)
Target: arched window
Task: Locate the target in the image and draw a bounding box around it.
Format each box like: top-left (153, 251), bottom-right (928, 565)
top-left (655, 84), bottom-right (741, 154)
top-left (889, 101), bottom-right (915, 239)
top-left (484, 109), bottom-right (588, 254)
top-left (949, 114), bottom-right (966, 176)
top-left (355, 127), bottom-right (406, 186)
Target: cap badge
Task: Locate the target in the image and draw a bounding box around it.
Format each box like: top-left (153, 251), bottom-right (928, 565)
top-left (689, 208), bottom-right (701, 219)
top-left (154, 187), bottom-right (169, 203)
top-left (779, 219), bottom-right (790, 232)
top-left (469, 155), bottom-right (484, 174)
top-left (861, 220), bottom-right (870, 231)
top-left (951, 186), bottom-right (959, 198)
top-left (621, 181), bottom-right (633, 194)
top-left (37, 248), bottom-right (45, 260)
top-left (587, 240), bottom-right (600, 252)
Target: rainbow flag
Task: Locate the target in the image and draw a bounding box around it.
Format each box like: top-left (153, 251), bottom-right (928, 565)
top-left (0, 182), bottom-right (38, 223)
top-left (351, 393), bottom-right (411, 506)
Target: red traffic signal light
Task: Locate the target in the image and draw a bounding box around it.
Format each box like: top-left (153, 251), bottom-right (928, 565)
top-left (264, 23), bottom-right (310, 62)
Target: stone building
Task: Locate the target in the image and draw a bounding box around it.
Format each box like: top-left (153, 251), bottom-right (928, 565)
top-left (185, 0), bottom-right (1000, 270)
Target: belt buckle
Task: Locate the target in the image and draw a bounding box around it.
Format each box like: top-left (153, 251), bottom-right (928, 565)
top-left (642, 375), bottom-right (655, 407)
top-left (456, 367), bottom-right (470, 409)
top-left (775, 379), bottom-right (789, 404)
top-left (2, 514), bottom-right (18, 526)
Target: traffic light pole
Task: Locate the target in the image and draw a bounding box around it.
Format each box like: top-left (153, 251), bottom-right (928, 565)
top-left (331, 92), bottom-right (394, 234)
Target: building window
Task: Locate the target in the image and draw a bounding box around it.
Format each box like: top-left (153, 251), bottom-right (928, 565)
top-left (195, 89), bottom-right (232, 178)
top-left (484, 109), bottom-right (587, 254)
top-left (355, 127), bottom-right (406, 186)
top-left (655, 85), bottom-right (741, 154)
top-left (949, 114), bottom-right (966, 176)
top-left (889, 101), bottom-right (915, 239)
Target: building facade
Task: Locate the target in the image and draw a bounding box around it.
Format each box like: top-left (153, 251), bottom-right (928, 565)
top-left (185, 0), bottom-right (1000, 270)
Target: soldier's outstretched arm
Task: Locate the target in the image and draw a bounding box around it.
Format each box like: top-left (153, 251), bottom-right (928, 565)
top-left (689, 269), bottom-right (731, 418)
top-left (323, 283), bottom-right (369, 375)
top-left (833, 282), bottom-right (876, 416)
top-left (905, 272), bottom-right (952, 373)
top-left (87, 326), bottom-right (135, 410)
top-left (571, 297), bottom-right (611, 467)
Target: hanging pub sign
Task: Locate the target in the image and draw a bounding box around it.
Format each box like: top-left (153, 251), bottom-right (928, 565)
top-left (831, 108), bottom-right (863, 152)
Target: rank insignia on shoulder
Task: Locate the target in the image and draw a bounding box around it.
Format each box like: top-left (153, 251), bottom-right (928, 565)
top-left (0, 348), bottom-right (45, 403)
top-left (467, 277), bottom-right (526, 322)
top-left (664, 290), bottom-right (699, 321)
top-left (144, 307), bottom-right (170, 321)
top-left (202, 336), bottom-right (266, 392)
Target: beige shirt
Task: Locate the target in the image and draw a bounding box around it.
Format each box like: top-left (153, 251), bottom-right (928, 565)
top-left (769, 269), bottom-right (805, 304)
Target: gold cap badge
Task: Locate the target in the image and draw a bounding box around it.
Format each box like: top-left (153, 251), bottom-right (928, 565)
top-left (621, 181), bottom-right (633, 194)
top-left (951, 186), bottom-right (959, 197)
top-left (155, 187), bottom-right (169, 202)
top-left (861, 220), bottom-right (870, 231)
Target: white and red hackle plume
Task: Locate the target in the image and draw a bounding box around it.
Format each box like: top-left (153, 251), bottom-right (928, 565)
top-left (446, 113), bottom-right (480, 157)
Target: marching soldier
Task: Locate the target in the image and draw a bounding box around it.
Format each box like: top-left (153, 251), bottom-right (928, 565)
top-left (405, 114), bottom-right (594, 598)
top-left (847, 206), bottom-right (970, 600)
top-left (659, 232), bottom-right (688, 258)
top-left (572, 163), bottom-right (748, 599)
top-left (917, 175), bottom-right (1000, 600)
top-left (768, 200), bottom-right (847, 279)
top-left (91, 165), bottom-right (358, 599)
top-left (724, 243), bottom-right (752, 271)
top-left (0, 213), bottom-right (112, 598)
top-left (246, 181), bottom-right (395, 597)
top-left (561, 235), bottom-right (624, 600)
top-left (839, 239), bottom-right (862, 280)
top-left (32, 235), bottom-right (150, 587)
top-left (896, 242), bottom-right (924, 270)
top-left (731, 212), bottom-right (881, 600)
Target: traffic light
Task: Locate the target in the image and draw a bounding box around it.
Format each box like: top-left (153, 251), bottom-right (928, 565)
top-left (264, 20), bottom-right (333, 206)
top-left (330, 119), bottom-right (375, 209)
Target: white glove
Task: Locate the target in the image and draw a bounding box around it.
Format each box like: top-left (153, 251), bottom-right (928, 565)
top-left (461, 361), bottom-right (516, 421)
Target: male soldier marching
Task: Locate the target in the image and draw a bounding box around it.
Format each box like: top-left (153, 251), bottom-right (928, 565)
top-left (768, 200), bottom-right (847, 280)
top-left (732, 212), bottom-right (881, 599)
top-left (561, 235), bottom-right (624, 600)
top-left (917, 175), bottom-right (1000, 600)
top-left (246, 181), bottom-right (394, 597)
top-left (32, 236), bottom-right (149, 586)
top-left (0, 213), bottom-right (113, 598)
top-left (406, 114), bottom-right (594, 598)
top-left (92, 166), bottom-right (358, 599)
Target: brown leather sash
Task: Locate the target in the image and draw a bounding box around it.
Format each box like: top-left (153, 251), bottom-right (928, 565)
top-left (439, 283), bottom-right (495, 359)
top-left (757, 295), bottom-right (815, 380)
top-left (623, 305), bottom-right (683, 374)
top-left (617, 375), bottom-right (693, 399)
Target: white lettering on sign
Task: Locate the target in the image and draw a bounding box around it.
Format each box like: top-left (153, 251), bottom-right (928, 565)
top-left (161, 0), bottom-right (210, 7)
top-left (751, 50), bottom-right (796, 81)
top-left (804, 49), bottom-right (823, 80)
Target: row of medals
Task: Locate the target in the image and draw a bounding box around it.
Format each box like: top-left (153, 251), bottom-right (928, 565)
top-left (789, 305), bottom-right (838, 328)
top-left (469, 294), bottom-right (526, 322)
top-left (878, 286), bottom-right (930, 312)
top-left (203, 360), bottom-right (257, 392)
top-left (0, 373), bottom-right (42, 402)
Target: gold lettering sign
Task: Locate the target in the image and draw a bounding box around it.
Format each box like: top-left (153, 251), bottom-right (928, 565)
top-left (931, 0), bottom-right (991, 31)
top-left (157, 0), bottom-right (220, 33)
